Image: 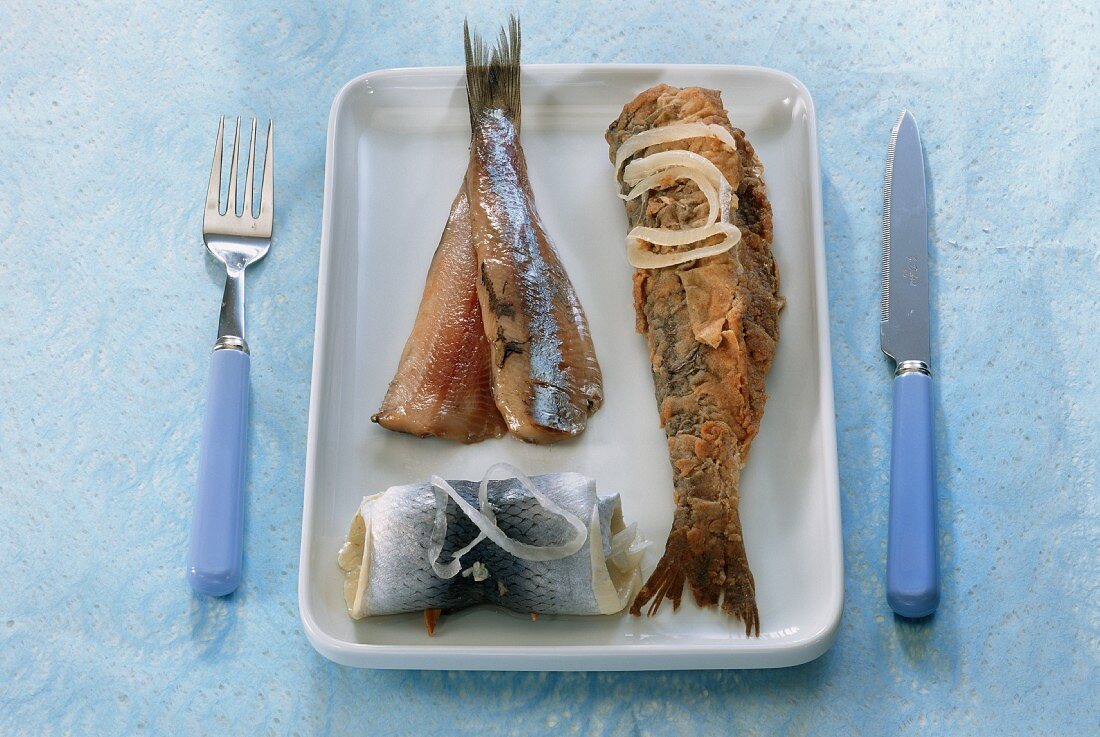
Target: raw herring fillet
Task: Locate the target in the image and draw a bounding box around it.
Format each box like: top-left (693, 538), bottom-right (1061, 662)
top-left (464, 19), bottom-right (603, 444)
top-left (605, 84), bottom-right (782, 635)
top-left (371, 187), bottom-right (507, 444)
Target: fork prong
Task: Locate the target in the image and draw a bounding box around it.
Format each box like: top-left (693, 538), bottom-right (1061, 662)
top-left (242, 118), bottom-right (258, 217)
top-left (205, 116), bottom-right (224, 214)
top-left (225, 116), bottom-right (242, 216)
top-left (258, 120), bottom-right (274, 227)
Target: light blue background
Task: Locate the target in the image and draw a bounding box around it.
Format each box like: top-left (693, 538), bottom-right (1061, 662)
top-left (1, 1), bottom-right (1097, 734)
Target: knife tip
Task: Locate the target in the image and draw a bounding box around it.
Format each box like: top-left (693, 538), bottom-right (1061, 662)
top-left (892, 109), bottom-right (920, 142)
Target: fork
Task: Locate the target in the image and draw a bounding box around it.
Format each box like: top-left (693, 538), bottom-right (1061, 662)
top-left (187, 116), bottom-right (273, 596)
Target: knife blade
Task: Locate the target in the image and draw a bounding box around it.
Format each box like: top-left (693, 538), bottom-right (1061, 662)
top-left (881, 110), bottom-right (939, 618)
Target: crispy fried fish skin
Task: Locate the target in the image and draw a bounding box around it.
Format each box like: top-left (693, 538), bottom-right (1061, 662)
top-left (463, 18), bottom-right (603, 444)
top-left (606, 84), bottom-right (782, 635)
top-left (372, 186), bottom-right (507, 444)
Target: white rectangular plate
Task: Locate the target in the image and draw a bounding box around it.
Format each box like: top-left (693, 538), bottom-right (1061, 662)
top-left (300, 65), bottom-right (842, 670)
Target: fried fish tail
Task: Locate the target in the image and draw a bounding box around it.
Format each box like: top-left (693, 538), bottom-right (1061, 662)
top-left (629, 423), bottom-right (760, 636)
top-left (631, 531), bottom-right (756, 631)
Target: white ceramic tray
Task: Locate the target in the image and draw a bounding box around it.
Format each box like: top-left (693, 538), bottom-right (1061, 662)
top-left (300, 65), bottom-right (842, 670)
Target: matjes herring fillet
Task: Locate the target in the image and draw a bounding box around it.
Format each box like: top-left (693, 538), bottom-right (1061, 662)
top-left (464, 18), bottom-right (603, 443)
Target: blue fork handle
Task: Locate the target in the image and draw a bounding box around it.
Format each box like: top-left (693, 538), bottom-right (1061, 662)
top-left (188, 348), bottom-right (250, 596)
top-left (886, 371), bottom-right (939, 617)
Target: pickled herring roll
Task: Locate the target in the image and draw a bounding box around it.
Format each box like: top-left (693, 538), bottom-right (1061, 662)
top-left (339, 464), bottom-right (646, 634)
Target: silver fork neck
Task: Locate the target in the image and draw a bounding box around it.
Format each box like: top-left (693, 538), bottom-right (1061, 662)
top-left (216, 265), bottom-right (248, 353)
top-left (205, 235), bottom-right (267, 354)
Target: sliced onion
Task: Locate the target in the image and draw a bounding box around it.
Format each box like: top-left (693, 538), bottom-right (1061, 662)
top-left (427, 463), bottom-right (589, 579)
top-left (629, 222), bottom-right (739, 247)
top-left (476, 463), bottom-right (589, 562)
top-left (622, 151), bottom-right (735, 224)
top-left (615, 125), bottom-right (743, 269)
top-left (614, 122), bottom-right (739, 178)
top-left (625, 222), bottom-right (741, 269)
top-left (620, 166), bottom-right (721, 226)
top-left (623, 150), bottom-right (725, 189)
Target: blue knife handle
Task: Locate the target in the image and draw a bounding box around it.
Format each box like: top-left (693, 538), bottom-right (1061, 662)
top-left (886, 370), bottom-right (939, 617)
top-left (188, 348), bottom-right (250, 596)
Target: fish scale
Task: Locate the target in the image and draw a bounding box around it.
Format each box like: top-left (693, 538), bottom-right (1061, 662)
top-left (340, 473), bottom-right (642, 625)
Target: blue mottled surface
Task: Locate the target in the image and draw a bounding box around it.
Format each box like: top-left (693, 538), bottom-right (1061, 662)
top-left (1, 1), bottom-right (1097, 734)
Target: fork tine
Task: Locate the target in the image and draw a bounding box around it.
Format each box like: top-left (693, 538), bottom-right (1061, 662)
top-left (225, 116), bottom-right (241, 216)
top-left (258, 120), bottom-right (274, 226)
top-left (242, 118), bottom-right (258, 217)
top-left (205, 116), bottom-right (224, 214)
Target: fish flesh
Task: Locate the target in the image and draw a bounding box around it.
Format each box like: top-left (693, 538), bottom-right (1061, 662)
top-left (605, 85), bottom-right (782, 635)
top-left (371, 185), bottom-right (508, 443)
top-left (339, 464), bottom-right (645, 633)
top-left (464, 19), bottom-right (604, 443)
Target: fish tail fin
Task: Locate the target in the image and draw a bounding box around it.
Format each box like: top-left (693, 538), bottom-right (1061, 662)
top-left (630, 538), bottom-right (687, 617)
top-left (463, 14), bottom-right (521, 129)
top-left (631, 506), bottom-right (760, 637)
top-left (722, 566), bottom-right (760, 637)
top-left (720, 504), bottom-right (760, 636)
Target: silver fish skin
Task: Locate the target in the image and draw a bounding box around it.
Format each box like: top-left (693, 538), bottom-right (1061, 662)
top-left (463, 18), bottom-right (603, 444)
top-left (339, 473), bottom-right (643, 619)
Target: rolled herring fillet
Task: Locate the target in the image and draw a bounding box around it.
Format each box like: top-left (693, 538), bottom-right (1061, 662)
top-left (339, 467), bottom-right (645, 622)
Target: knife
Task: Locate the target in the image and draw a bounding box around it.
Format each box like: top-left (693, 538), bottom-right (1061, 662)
top-left (881, 110), bottom-right (939, 618)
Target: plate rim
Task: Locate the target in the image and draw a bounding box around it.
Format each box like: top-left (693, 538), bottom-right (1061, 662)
top-left (299, 63), bottom-right (843, 671)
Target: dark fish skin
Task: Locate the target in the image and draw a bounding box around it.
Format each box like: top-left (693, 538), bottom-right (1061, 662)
top-left (372, 186), bottom-right (507, 443)
top-left (464, 18), bottom-right (603, 444)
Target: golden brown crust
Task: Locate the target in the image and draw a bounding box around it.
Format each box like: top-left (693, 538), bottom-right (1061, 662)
top-left (606, 85), bottom-right (781, 635)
